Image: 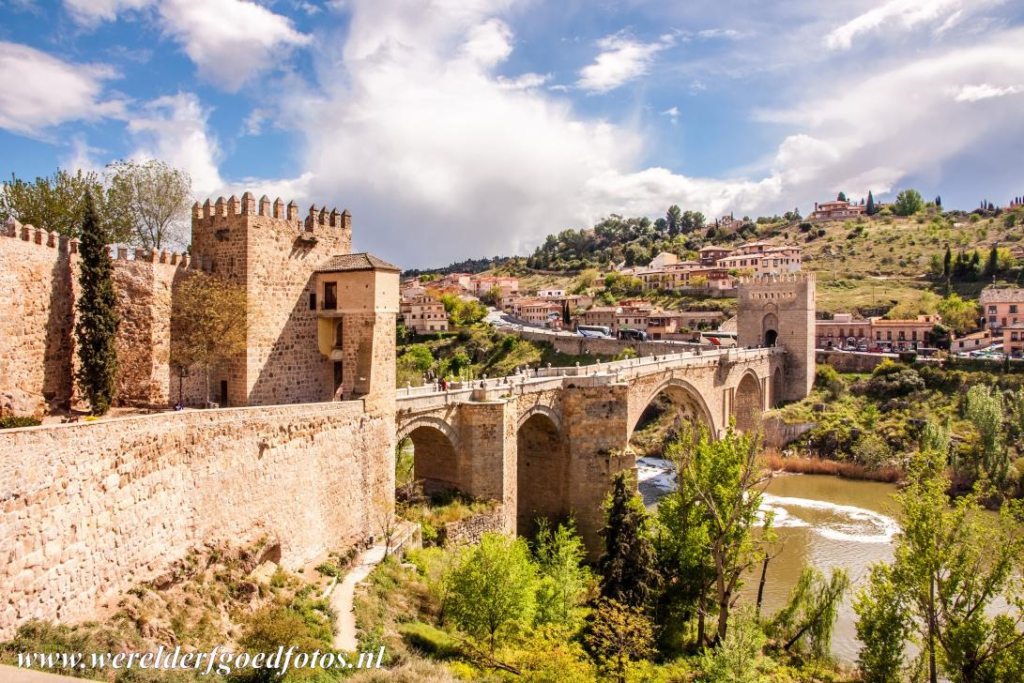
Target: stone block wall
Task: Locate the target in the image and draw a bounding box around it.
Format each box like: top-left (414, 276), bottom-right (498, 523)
top-left (0, 399), bottom-right (393, 639)
top-left (0, 226), bottom-right (206, 414)
top-left (0, 228), bottom-right (75, 416)
top-left (439, 505), bottom-right (506, 546)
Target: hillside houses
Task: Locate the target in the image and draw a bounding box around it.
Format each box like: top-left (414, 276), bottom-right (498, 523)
top-left (622, 241), bottom-right (802, 295)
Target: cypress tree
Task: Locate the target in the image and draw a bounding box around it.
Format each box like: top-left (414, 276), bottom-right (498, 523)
top-left (597, 472), bottom-right (660, 610)
top-left (942, 245), bottom-right (951, 279)
top-left (75, 191), bottom-right (120, 414)
top-left (866, 191), bottom-right (876, 216)
top-left (986, 244), bottom-right (999, 277)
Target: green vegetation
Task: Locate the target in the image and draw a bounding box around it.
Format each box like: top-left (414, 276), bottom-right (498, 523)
top-left (854, 452), bottom-right (1024, 682)
top-left (778, 361), bottom-right (1024, 500)
top-left (352, 430), bottom-right (853, 682)
top-left (396, 326), bottom-right (611, 386)
top-left (0, 415), bottom-right (42, 429)
top-left (0, 541), bottom-right (341, 682)
top-left (74, 191), bottom-right (120, 415)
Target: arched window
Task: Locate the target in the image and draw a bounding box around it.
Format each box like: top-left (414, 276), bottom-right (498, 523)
top-left (335, 320), bottom-right (344, 347)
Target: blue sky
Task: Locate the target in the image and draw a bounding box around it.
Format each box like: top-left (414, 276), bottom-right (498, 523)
top-left (1, 0), bottom-right (1023, 267)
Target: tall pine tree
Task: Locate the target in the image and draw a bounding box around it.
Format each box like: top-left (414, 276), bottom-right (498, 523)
top-left (598, 472), bottom-right (660, 610)
top-left (75, 191), bottom-right (120, 414)
top-left (866, 191), bottom-right (876, 216)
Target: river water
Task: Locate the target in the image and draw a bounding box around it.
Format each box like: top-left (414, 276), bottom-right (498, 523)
top-left (638, 459), bottom-right (900, 664)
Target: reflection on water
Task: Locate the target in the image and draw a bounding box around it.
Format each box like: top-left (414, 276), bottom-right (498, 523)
top-left (642, 462), bottom-right (900, 664)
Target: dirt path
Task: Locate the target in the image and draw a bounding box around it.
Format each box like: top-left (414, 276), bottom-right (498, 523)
top-left (329, 544), bottom-right (388, 652)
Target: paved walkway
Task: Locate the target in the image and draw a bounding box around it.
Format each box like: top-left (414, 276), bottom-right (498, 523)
top-left (329, 544), bottom-right (388, 652)
top-left (0, 665), bottom-right (94, 682)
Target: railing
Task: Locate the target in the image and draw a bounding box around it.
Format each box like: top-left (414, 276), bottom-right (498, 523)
top-left (396, 345), bottom-right (782, 401)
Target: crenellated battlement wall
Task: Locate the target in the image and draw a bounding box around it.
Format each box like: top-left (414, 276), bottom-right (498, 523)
top-left (0, 218), bottom-right (208, 415)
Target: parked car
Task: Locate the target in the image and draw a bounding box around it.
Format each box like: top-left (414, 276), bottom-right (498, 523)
top-left (856, 345), bottom-right (868, 352)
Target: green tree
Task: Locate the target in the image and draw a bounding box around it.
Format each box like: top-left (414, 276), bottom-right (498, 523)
top-left (533, 518), bottom-right (592, 627)
top-left (854, 453), bottom-right (1024, 683)
top-left (1, 169), bottom-right (109, 238)
top-left (697, 606), bottom-right (771, 683)
top-left (769, 565), bottom-right (849, 658)
top-left (943, 245), bottom-right (952, 279)
top-left (170, 272), bottom-right (250, 406)
top-left (584, 598), bottom-right (655, 683)
top-left (669, 426), bottom-right (773, 643)
top-left (963, 384), bottom-right (1010, 488)
top-left (74, 191), bottom-right (120, 415)
top-left (893, 189), bottom-right (925, 216)
top-left (666, 205), bottom-right (683, 237)
top-left (837, 191), bottom-right (847, 202)
top-left (598, 472), bottom-right (661, 610)
top-left (400, 345), bottom-right (433, 374)
top-left (104, 159), bottom-right (192, 251)
top-left (936, 293), bottom-right (980, 335)
top-left (866, 190), bottom-right (877, 216)
top-left (446, 533), bottom-right (537, 654)
top-left (985, 244), bottom-right (1000, 278)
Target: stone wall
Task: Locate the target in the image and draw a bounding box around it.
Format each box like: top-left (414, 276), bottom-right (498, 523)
top-left (0, 399), bottom-right (393, 639)
top-left (438, 505), bottom-right (506, 546)
top-left (0, 228), bottom-right (75, 416)
top-left (0, 226), bottom-right (206, 415)
top-left (514, 330), bottom-right (704, 358)
top-left (762, 416), bottom-right (817, 449)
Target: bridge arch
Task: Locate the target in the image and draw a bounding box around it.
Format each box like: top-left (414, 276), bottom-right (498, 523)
top-left (517, 411), bottom-right (568, 536)
top-left (397, 417), bottom-right (462, 496)
top-left (734, 370), bottom-right (763, 433)
top-left (517, 404), bottom-right (562, 433)
top-left (631, 377), bottom-right (717, 441)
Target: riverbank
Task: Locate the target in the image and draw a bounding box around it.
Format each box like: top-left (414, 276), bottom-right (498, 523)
top-left (764, 451), bottom-right (904, 483)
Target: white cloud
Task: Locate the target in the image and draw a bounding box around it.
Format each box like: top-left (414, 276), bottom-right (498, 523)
top-left (824, 0), bottom-right (1000, 50)
top-left (497, 72), bottom-right (550, 90)
top-left (126, 93), bottom-right (224, 197)
top-left (697, 28), bottom-right (741, 39)
top-left (661, 106), bottom-right (679, 124)
top-left (242, 107), bottom-right (273, 135)
top-left (63, 0), bottom-right (150, 26)
top-left (60, 134), bottom-right (106, 175)
top-left (157, 0), bottom-right (311, 88)
top-left (62, 0), bottom-right (310, 89)
top-left (0, 41), bottom-right (125, 136)
top-left (576, 33), bottom-right (671, 93)
top-left (952, 83), bottom-right (1024, 102)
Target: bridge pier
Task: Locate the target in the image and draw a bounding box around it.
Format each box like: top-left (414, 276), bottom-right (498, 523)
top-left (458, 401), bottom-right (517, 533)
top-left (563, 382), bottom-right (634, 554)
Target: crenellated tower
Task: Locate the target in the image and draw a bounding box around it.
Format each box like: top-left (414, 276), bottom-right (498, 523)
top-left (737, 273), bottom-right (815, 402)
top-left (189, 192), bottom-right (394, 410)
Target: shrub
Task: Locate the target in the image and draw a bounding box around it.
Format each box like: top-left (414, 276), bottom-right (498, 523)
top-left (867, 361), bottom-right (925, 399)
top-left (814, 365), bottom-right (845, 399)
top-left (0, 416), bottom-right (42, 429)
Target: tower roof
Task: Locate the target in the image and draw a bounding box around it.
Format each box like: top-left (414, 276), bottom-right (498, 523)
top-left (315, 252), bottom-right (401, 273)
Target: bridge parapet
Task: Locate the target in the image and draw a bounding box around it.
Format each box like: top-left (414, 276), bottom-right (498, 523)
top-left (396, 346), bottom-right (782, 406)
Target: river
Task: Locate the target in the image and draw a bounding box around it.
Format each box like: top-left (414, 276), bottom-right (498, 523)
top-left (638, 458), bottom-right (900, 664)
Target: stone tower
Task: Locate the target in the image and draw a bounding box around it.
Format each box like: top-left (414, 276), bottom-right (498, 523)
top-left (736, 273), bottom-right (815, 402)
top-left (190, 193), bottom-right (397, 410)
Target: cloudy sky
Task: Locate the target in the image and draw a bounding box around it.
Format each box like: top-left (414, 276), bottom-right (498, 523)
top-left (1, 0), bottom-right (1023, 267)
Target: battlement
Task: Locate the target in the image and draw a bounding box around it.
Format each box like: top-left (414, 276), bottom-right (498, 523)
top-left (191, 192), bottom-right (352, 231)
top-left (736, 272), bottom-right (815, 286)
top-left (3, 217), bottom-right (203, 270)
top-left (736, 272), bottom-right (815, 300)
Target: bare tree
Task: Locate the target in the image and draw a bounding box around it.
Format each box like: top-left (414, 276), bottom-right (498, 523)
top-left (105, 159), bottom-right (192, 251)
top-left (170, 272), bottom-right (248, 406)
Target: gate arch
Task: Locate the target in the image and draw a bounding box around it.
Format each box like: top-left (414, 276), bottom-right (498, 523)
top-left (734, 370), bottom-right (763, 433)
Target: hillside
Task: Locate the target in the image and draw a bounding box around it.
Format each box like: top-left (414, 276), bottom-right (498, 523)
top-left (418, 204), bottom-right (1024, 317)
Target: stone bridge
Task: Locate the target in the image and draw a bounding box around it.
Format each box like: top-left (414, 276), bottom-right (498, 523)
top-left (394, 346), bottom-right (786, 548)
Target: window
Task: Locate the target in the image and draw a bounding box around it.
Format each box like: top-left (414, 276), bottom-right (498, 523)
top-left (989, 306), bottom-right (997, 314)
top-left (309, 292), bottom-right (316, 310)
top-left (1012, 305), bottom-right (1018, 314)
top-left (324, 282), bottom-right (338, 310)
top-left (912, 331), bottom-right (917, 340)
top-left (335, 321), bottom-right (344, 347)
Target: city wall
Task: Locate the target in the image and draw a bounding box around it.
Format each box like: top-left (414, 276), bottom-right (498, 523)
top-left (0, 400), bottom-right (393, 639)
top-left (0, 222), bottom-right (205, 415)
